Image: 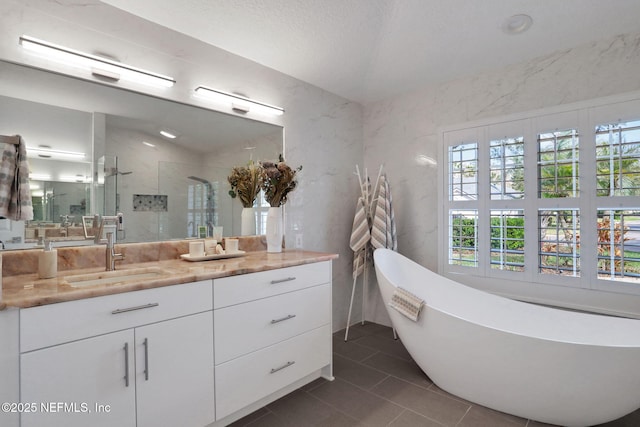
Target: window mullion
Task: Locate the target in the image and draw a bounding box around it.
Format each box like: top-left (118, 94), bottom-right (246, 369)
top-left (523, 119), bottom-right (538, 283)
top-left (477, 128), bottom-right (489, 277)
top-left (580, 108), bottom-right (598, 288)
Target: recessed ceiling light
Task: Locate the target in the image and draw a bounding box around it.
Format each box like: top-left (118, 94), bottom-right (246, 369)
top-left (502, 14), bottom-right (533, 35)
top-left (159, 130), bottom-right (177, 139)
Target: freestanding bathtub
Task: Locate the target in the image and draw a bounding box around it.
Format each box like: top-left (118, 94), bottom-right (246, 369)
top-left (373, 248), bottom-right (640, 427)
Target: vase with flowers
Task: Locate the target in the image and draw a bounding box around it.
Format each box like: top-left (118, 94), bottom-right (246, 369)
top-left (227, 160), bottom-right (263, 235)
top-left (260, 155), bottom-right (302, 252)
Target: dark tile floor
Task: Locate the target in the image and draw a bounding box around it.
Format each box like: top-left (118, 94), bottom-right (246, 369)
top-left (230, 322), bottom-right (640, 427)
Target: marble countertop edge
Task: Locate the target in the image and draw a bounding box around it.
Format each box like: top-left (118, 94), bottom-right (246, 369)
top-left (1, 250), bottom-right (338, 309)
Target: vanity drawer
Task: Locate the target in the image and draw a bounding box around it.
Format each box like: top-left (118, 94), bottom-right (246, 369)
top-left (214, 261), bottom-right (331, 308)
top-left (215, 324), bottom-right (331, 420)
top-left (214, 283), bottom-right (330, 364)
top-left (20, 280), bottom-right (213, 353)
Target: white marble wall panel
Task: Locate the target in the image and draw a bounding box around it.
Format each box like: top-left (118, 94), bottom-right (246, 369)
top-left (363, 31), bottom-right (640, 325)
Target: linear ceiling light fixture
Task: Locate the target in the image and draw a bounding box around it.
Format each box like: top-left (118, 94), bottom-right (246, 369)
top-left (194, 86), bottom-right (284, 116)
top-left (19, 35), bottom-right (175, 88)
top-left (26, 145), bottom-right (86, 161)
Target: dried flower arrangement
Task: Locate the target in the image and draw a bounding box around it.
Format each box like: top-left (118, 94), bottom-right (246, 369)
top-left (227, 160), bottom-right (263, 208)
top-left (260, 154), bottom-right (302, 207)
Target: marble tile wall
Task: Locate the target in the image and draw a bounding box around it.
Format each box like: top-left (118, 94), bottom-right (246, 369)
top-left (362, 31), bottom-right (640, 325)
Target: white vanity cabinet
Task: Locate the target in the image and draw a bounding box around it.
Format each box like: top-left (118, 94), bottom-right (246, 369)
top-left (212, 261), bottom-right (333, 424)
top-left (19, 280), bottom-right (215, 427)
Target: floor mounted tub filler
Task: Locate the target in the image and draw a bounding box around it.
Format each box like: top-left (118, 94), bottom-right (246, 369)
top-left (373, 248), bottom-right (640, 427)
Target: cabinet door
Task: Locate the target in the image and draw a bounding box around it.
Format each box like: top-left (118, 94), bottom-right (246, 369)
top-left (135, 311), bottom-right (215, 427)
top-left (21, 329), bottom-right (136, 427)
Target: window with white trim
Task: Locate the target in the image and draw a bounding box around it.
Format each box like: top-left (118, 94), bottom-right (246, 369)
top-left (442, 96), bottom-right (640, 295)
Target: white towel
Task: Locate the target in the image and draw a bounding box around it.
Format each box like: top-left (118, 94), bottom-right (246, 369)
top-left (389, 287), bottom-right (424, 321)
top-left (0, 135), bottom-right (33, 221)
top-left (371, 174), bottom-right (397, 251)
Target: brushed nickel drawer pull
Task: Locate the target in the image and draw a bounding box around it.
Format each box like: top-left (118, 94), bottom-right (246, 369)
top-left (143, 338), bottom-right (149, 381)
top-left (270, 360), bottom-right (295, 374)
top-left (270, 277), bottom-right (296, 284)
top-left (270, 314), bottom-right (296, 324)
top-left (123, 342), bottom-right (130, 387)
top-left (111, 302), bottom-right (159, 315)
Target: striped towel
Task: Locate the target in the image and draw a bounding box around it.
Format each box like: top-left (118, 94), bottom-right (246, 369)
top-left (0, 135), bottom-right (33, 221)
top-left (371, 174), bottom-right (397, 251)
top-left (389, 287), bottom-right (424, 321)
top-left (350, 196), bottom-right (370, 279)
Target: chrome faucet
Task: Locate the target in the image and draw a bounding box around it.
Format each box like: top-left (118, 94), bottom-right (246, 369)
top-left (105, 231), bottom-right (125, 271)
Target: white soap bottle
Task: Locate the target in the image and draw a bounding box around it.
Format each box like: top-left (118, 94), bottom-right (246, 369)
top-left (38, 240), bottom-right (57, 279)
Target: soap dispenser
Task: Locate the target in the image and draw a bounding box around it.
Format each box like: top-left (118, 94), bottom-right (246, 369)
top-left (38, 240), bottom-right (57, 279)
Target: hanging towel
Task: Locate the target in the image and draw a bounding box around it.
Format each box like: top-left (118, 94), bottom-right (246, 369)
top-left (0, 135), bottom-right (33, 221)
top-left (371, 174), bottom-right (397, 251)
top-left (389, 287), bottom-right (425, 321)
top-left (350, 196), bottom-right (371, 279)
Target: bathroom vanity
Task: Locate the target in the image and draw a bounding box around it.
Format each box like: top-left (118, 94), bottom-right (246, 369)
top-left (0, 246), bottom-right (336, 427)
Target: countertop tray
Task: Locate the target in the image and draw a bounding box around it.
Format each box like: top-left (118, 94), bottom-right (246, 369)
top-left (180, 251), bottom-right (246, 262)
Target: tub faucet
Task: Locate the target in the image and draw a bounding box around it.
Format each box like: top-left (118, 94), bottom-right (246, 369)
top-left (105, 232), bottom-right (125, 271)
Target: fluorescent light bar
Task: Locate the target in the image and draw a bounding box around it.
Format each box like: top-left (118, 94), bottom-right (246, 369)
top-left (19, 35), bottom-right (175, 88)
top-left (194, 86), bottom-right (284, 116)
top-left (30, 173), bottom-right (52, 181)
top-left (27, 146), bottom-right (86, 160)
top-left (59, 175), bottom-right (90, 183)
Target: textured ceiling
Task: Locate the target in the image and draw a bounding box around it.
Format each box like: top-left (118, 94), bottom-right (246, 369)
top-left (82, 1), bottom-right (640, 103)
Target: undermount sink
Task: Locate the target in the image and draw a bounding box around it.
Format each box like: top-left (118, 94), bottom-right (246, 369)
top-left (63, 267), bottom-right (169, 287)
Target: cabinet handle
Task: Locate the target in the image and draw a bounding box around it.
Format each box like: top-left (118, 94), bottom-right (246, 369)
top-left (270, 360), bottom-right (295, 374)
top-left (143, 338), bottom-right (149, 381)
top-left (270, 277), bottom-right (296, 285)
top-left (123, 342), bottom-right (130, 387)
top-left (111, 302), bottom-right (159, 314)
top-left (270, 314), bottom-right (296, 324)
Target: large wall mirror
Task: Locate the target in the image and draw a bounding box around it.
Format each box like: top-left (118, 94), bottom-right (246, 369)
top-left (0, 60), bottom-right (283, 249)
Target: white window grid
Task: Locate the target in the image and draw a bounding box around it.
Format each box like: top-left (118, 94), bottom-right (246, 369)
top-left (441, 96), bottom-right (640, 295)
top-left (490, 209), bottom-right (525, 271)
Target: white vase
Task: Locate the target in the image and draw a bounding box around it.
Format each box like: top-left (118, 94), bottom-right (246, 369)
top-left (240, 207), bottom-right (256, 236)
top-left (266, 206), bottom-right (283, 253)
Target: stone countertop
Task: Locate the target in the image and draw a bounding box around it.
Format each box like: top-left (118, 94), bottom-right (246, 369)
top-left (1, 250), bottom-right (338, 309)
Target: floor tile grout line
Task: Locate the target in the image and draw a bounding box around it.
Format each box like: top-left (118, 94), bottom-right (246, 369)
top-left (341, 353), bottom-right (434, 392)
top-left (385, 408), bottom-right (407, 426)
top-left (454, 405), bottom-right (472, 427)
top-left (364, 375), bottom-right (475, 426)
top-left (358, 363), bottom-right (434, 391)
top-left (302, 384), bottom-right (374, 426)
top-left (309, 375), bottom-right (413, 422)
top-left (243, 407), bottom-right (276, 427)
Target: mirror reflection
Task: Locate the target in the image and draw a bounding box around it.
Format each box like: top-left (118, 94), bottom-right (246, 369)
top-left (0, 60), bottom-right (283, 249)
